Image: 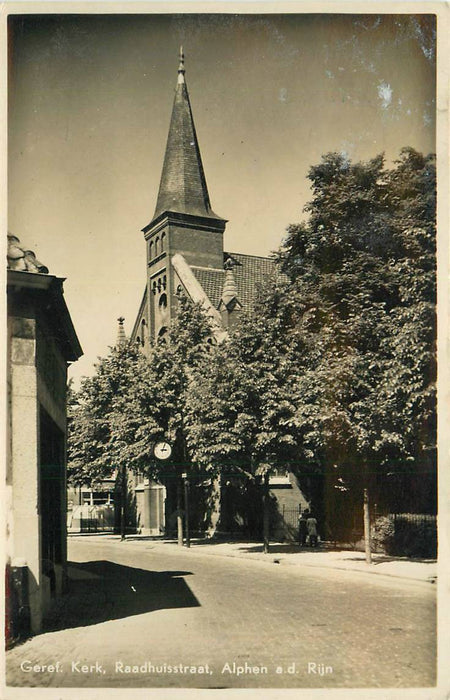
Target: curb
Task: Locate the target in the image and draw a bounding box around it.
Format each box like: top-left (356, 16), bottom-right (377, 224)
top-left (71, 536), bottom-right (436, 585)
top-left (153, 544), bottom-right (437, 585)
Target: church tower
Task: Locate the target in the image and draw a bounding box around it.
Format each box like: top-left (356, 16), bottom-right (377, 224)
top-left (129, 49), bottom-right (303, 540)
top-left (141, 48), bottom-right (227, 342)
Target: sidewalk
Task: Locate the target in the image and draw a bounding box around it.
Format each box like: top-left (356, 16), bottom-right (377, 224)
top-left (71, 534), bottom-right (437, 584)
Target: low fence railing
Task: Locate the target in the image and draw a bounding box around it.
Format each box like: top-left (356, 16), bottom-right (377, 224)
top-left (390, 512), bottom-right (436, 524)
top-left (68, 505), bottom-right (115, 533)
top-left (371, 512), bottom-right (437, 558)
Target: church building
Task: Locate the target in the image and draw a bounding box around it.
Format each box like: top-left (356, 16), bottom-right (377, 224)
top-left (131, 48), bottom-right (277, 347)
top-left (128, 49), bottom-right (308, 538)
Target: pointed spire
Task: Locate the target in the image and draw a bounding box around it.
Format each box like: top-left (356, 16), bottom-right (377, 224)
top-left (151, 49), bottom-right (223, 222)
top-left (116, 316), bottom-right (126, 348)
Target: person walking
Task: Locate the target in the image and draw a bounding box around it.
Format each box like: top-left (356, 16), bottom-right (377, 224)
top-left (298, 510), bottom-right (308, 547)
top-left (306, 512), bottom-right (318, 547)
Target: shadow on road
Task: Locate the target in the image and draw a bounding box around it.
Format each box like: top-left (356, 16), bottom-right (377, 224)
top-left (43, 560), bottom-right (199, 633)
top-left (236, 544), bottom-right (325, 554)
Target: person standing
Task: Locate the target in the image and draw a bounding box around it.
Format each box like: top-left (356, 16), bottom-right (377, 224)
top-left (306, 513), bottom-right (318, 547)
top-left (298, 510), bottom-right (308, 546)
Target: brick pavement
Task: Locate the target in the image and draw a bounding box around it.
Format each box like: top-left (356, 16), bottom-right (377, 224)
top-left (5, 537), bottom-right (436, 691)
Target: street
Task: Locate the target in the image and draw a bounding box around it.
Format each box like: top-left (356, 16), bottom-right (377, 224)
top-left (6, 537), bottom-right (436, 689)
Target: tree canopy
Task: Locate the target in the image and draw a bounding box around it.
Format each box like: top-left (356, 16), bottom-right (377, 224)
top-left (185, 147), bottom-right (437, 520)
top-left (68, 147), bottom-right (437, 534)
top-left (67, 296), bottom-right (214, 487)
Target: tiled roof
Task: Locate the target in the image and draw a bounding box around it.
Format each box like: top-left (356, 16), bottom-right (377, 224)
top-left (7, 234), bottom-right (49, 274)
top-left (191, 252), bottom-right (284, 310)
top-left (190, 267), bottom-right (224, 308)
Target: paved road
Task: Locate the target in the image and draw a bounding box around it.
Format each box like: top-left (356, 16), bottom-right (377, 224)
top-left (6, 537), bottom-right (436, 689)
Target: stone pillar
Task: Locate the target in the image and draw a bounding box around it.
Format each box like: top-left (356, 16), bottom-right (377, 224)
top-left (10, 323), bottom-right (43, 632)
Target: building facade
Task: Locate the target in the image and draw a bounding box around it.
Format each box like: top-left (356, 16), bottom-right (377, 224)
top-left (6, 235), bottom-right (82, 640)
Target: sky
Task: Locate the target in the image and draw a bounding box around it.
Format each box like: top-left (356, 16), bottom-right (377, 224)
top-left (7, 12), bottom-right (436, 385)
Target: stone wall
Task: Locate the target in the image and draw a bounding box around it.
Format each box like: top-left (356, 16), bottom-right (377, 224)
top-left (7, 292), bottom-right (72, 633)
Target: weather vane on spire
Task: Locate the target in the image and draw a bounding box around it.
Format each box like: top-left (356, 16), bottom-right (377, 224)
top-left (178, 46), bottom-right (185, 84)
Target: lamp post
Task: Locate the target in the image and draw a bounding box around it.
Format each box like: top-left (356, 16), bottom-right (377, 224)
top-left (153, 440), bottom-right (174, 541)
top-left (263, 471), bottom-right (270, 554)
top-left (176, 479), bottom-right (183, 547)
top-left (182, 472), bottom-right (190, 548)
top-left (256, 463), bottom-right (271, 554)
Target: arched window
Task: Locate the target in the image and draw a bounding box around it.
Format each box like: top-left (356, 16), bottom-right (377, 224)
top-left (157, 326), bottom-right (168, 344)
top-left (155, 237), bottom-right (160, 257)
top-left (161, 232), bottom-right (166, 252)
top-left (159, 293), bottom-right (167, 309)
top-left (141, 319), bottom-right (146, 347)
top-left (149, 240), bottom-right (154, 260)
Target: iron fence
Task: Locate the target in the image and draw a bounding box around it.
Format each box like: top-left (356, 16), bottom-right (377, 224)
top-left (391, 513), bottom-right (436, 525)
top-left (372, 511), bottom-right (437, 558)
top-left (281, 505), bottom-right (302, 529)
top-left (78, 507), bottom-right (115, 533)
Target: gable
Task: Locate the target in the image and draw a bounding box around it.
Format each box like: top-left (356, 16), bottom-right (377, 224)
top-left (191, 252), bottom-right (284, 310)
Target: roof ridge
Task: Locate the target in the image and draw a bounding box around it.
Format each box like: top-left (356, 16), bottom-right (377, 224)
top-left (190, 265), bottom-right (225, 272)
top-left (225, 251), bottom-right (275, 261)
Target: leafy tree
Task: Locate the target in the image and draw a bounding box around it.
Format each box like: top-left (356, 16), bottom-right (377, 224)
top-left (185, 148), bottom-right (436, 548)
top-left (68, 148), bottom-right (436, 549)
top-left (67, 296), bottom-right (215, 537)
top-left (185, 294), bottom-right (304, 544)
top-left (68, 298), bottom-right (214, 482)
top-left (67, 345), bottom-right (144, 487)
top-left (277, 147), bottom-right (437, 522)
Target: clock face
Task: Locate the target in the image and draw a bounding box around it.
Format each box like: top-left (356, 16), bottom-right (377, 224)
top-left (154, 441), bottom-right (172, 460)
